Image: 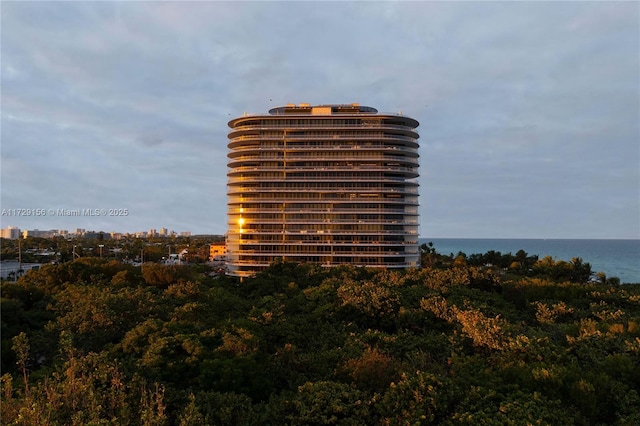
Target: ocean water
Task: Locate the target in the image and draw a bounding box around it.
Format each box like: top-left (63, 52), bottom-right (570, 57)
top-left (420, 239), bottom-right (640, 284)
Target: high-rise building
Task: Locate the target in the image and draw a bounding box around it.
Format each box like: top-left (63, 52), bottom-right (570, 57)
top-left (226, 103), bottom-right (420, 278)
top-left (22, 229), bottom-right (56, 238)
top-left (0, 226), bottom-right (21, 240)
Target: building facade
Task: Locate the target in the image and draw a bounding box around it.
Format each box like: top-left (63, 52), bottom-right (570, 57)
top-left (21, 229), bottom-right (57, 239)
top-left (209, 243), bottom-right (227, 261)
top-left (226, 103), bottom-right (420, 278)
top-left (1, 226), bottom-right (21, 240)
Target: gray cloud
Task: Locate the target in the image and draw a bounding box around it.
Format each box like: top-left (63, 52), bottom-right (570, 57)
top-left (1, 1), bottom-right (638, 238)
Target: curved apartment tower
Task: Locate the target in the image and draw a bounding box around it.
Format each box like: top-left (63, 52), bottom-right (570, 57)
top-left (226, 103), bottom-right (419, 278)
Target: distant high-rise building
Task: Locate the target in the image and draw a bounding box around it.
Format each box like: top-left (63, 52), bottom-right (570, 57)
top-left (0, 226), bottom-right (21, 240)
top-left (22, 229), bottom-right (57, 238)
top-left (226, 103), bottom-right (420, 278)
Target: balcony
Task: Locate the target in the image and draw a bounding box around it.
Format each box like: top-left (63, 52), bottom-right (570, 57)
top-left (228, 123), bottom-right (419, 140)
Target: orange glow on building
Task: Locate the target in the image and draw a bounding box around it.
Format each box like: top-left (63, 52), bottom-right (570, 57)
top-left (226, 103), bottom-right (420, 278)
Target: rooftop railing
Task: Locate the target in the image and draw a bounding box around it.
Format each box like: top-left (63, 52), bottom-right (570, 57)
top-left (229, 121), bottom-right (417, 131)
top-left (227, 133), bottom-right (418, 144)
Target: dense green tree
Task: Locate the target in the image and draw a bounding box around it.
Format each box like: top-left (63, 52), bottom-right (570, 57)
top-left (265, 381), bottom-right (370, 425)
top-left (2, 250), bottom-right (639, 425)
top-left (375, 371), bottom-right (455, 425)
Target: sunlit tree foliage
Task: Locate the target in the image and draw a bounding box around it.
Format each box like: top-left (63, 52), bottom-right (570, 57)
top-left (1, 254), bottom-right (638, 425)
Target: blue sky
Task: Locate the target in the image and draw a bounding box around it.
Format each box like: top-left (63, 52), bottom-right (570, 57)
top-left (1, 1), bottom-right (638, 239)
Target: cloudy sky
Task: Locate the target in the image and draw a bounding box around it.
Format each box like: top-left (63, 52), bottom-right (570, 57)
top-left (2, 1), bottom-right (638, 239)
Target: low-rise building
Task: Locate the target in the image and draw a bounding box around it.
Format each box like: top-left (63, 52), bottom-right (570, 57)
top-left (210, 243), bottom-right (227, 261)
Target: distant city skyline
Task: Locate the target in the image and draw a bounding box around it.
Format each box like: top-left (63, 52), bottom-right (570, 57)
top-left (2, 2), bottom-right (638, 239)
top-left (0, 225), bottom-right (198, 240)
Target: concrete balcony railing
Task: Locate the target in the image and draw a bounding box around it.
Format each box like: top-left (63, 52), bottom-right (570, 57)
top-left (228, 123), bottom-right (419, 138)
top-left (227, 144), bottom-right (419, 155)
top-left (227, 156), bottom-right (419, 165)
top-left (227, 175), bottom-right (420, 183)
top-left (227, 259), bottom-right (419, 269)
top-left (228, 133), bottom-right (418, 144)
top-left (230, 231), bottom-right (419, 238)
top-left (227, 189), bottom-right (420, 194)
top-left (228, 198), bottom-right (419, 206)
top-left (227, 207), bottom-right (416, 214)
